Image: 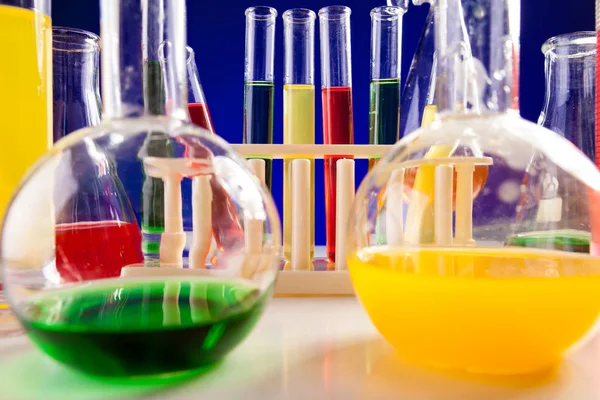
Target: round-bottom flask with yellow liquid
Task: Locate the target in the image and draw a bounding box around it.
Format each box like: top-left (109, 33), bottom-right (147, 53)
top-left (347, 0), bottom-right (600, 375)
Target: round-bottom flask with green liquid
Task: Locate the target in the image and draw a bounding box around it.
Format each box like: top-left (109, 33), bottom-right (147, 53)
top-left (2, 0), bottom-right (280, 380)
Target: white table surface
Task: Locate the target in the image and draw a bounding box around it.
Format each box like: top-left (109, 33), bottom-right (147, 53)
top-left (0, 297), bottom-right (600, 400)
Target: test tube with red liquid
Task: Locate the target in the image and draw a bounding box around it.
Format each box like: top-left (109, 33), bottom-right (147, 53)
top-left (319, 6), bottom-right (355, 263)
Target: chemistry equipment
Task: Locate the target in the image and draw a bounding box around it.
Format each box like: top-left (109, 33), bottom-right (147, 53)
top-left (506, 32), bottom-right (596, 253)
top-left (184, 45), bottom-right (215, 132)
top-left (0, 0), bottom-right (52, 336)
top-left (2, 0), bottom-right (281, 379)
top-left (319, 5), bottom-right (355, 263)
top-left (282, 8), bottom-right (316, 264)
top-left (244, 6), bottom-right (277, 191)
top-left (538, 32), bottom-right (596, 161)
top-left (369, 5), bottom-right (406, 169)
top-left (53, 27), bottom-right (101, 141)
top-left (348, 0), bottom-right (600, 375)
top-left (0, 0), bottom-right (52, 221)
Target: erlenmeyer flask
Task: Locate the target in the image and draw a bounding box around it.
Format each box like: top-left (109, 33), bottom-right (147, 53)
top-left (52, 28), bottom-right (143, 282)
top-left (185, 46), bottom-right (215, 132)
top-left (161, 42), bottom-right (245, 256)
top-left (400, 0), bottom-right (492, 137)
top-left (52, 27), bottom-right (101, 141)
top-left (539, 32), bottom-right (596, 161)
top-left (507, 32), bottom-right (596, 252)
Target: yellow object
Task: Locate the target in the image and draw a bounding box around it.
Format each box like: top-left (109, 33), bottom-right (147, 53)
top-left (283, 84), bottom-right (315, 262)
top-left (404, 105), bottom-right (454, 243)
top-left (0, 6), bottom-right (52, 222)
top-left (349, 246), bottom-right (600, 374)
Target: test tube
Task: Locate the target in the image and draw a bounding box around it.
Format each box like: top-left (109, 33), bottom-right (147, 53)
top-left (319, 6), bottom-right (354, 263)
top-left (244, 6), bottom-right (277, 191)
top-left (369, 6), bottom-right (405, 170)
top-left (283, 8), bottom-right (316, 263)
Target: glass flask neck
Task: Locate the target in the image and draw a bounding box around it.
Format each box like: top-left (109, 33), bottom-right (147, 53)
top-left (539, 32), bottom-right (596, 160)
top-left (415, 0), bottom-right (520, 116)
top-left (53, 27), bottom-right (101, 141)
top-left (186, 46), bottom-right (207, 104)
top-left (100, 0), bottom-right (188, 121)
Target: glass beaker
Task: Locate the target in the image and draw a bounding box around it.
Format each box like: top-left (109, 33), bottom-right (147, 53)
top-left (53, 27), bottom-right (101, 141)
top-left (348, 0), bottom-right (600, 375)
top-left (0, 0), bottom-right (52, 220)
top-left (0, 0), bottom-right (52, 336)
top-left (2, 0), bottom-right (281, 379)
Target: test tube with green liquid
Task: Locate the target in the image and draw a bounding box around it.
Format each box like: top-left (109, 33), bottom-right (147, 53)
top-left (244, 6), bottom-right (277, 191)
top-left (283, 8), bottom-right (316, 263)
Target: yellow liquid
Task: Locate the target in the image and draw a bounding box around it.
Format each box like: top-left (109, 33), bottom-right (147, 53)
top-left (349, 246), bottom-right (600, 374)
top-left (0, 6), bottom-right (52, 221)
top-left (283, 85), bottom-right (315, 262)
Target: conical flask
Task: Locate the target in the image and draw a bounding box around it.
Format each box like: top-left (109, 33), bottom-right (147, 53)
top-left (348, 0), bottom-right (600, 375)
top-left (52, 27), bottom-right (143, 282)
top-left (185, 46), bottom-right (215, 132)
top-left (1, 0), bottom-right (281, 379)
top-left (507, 32), bottom-right (596, 252)
top-left (161, 42), bottom-right (245, 257)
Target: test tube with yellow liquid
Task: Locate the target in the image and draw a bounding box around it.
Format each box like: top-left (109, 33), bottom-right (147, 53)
top-left (0, 2), bottom-right (52, 221)
top-left (283, 9), bottom-right (316, 264)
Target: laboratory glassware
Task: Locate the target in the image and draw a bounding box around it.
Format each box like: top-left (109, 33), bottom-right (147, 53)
top-left (348, 0), bottom-right (600, 375)
top-left (2, 0), bottom-right (281, 379)
top-left (53, 27), bottom-right (101, 141)
top-left (319, 5), bottom-right (355, 263)
top-left (244, 6), bottom-right (277, 191)
top-left (283, 8), bottom-right (316, 263)
top-left (506, 32), bottom-right (596, 253)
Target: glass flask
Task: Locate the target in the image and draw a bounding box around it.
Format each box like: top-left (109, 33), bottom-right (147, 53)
top-left (184, 46), bottom-right (215, 132)
top-left (507, 32), bottom-right (596, 252)
top-left (348, 0), bottom-right (600, 375)
top-left (161, 42), bottom-right (245, 260)
top-left (400, 0), bottom-right (492, 137)
top-left (2, 0), bottom-right (281, 380)
top-left (53, 27), bottom-right (102, 141)
top-left (538, 32), bottom-right (596, 161)
top-left (0, 0), bottom-right (52, 336)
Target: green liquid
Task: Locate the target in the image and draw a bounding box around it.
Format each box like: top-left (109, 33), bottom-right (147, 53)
top-left (19, 278), bottom-right (270, 379)
top-left (369, 78), bottom-right (401, 245)
top-left (505, 230), bottom-right (591, 253)
top-left (140, 61), bottom-right (172, 261)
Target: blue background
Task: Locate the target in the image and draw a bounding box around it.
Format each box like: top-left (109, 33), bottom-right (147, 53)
top-left (52, 0), bottom-right (595, 245)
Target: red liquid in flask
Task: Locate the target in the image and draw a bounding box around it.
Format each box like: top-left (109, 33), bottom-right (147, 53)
top-left (188, 103), bottom-right (215, 133)
top-left (56, 221), bottom-right (143, 282)
top-left (322, 87), bottom-right (354, 262)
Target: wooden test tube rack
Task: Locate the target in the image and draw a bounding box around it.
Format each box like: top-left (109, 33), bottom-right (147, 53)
top-left (122, 144), bottom-right (491, 297)
top-left (234, 144), bottom-right (393, 296)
